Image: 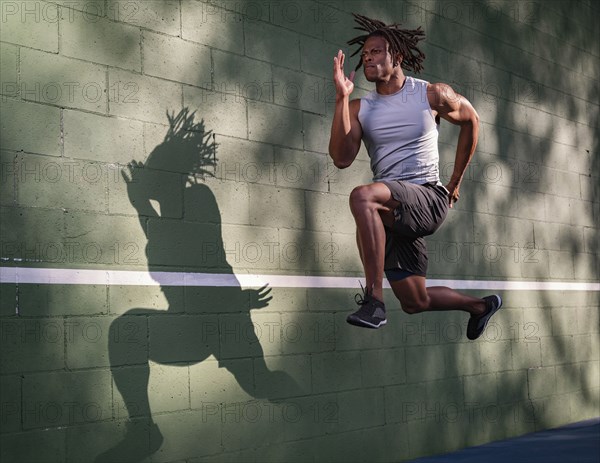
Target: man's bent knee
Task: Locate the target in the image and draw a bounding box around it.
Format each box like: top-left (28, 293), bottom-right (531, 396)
top-left (400, 295), bottom-right (431, 314)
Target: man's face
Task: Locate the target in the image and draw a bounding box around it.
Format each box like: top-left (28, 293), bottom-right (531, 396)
top-left (361, 36), bottom-right (395, 81)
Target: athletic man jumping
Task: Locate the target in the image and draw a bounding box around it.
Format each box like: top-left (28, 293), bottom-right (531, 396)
top-left (328, 14), bottom-right (501, 340)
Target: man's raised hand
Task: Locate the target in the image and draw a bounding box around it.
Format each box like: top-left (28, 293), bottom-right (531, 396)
top-left (333, 50), bottom-right (355, 98)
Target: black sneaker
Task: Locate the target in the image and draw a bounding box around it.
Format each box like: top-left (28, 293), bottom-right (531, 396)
top-left (466, 294), bottom-right (503, 340)
top-left (346, 287), bottom-right (387, 329)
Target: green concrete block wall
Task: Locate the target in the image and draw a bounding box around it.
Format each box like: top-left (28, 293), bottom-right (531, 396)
top-left (0, 1), bottom-right (598, 462)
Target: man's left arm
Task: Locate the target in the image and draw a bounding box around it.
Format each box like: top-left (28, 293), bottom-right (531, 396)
top-left (427, 83), bottom-right (480, 208)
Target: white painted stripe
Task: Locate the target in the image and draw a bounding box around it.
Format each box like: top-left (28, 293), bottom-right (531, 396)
top-left (1, 266), bottom-right (599, 291)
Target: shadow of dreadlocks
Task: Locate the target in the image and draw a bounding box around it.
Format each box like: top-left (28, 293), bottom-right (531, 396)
top-left (96, 109), bottom-right (300, 462)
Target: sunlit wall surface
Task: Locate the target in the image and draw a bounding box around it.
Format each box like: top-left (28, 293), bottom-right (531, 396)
top-left (0, 1), bottom-right (598, 462)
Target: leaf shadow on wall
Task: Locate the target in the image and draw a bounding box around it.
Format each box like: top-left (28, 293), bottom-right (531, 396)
top-left (96, 108), bottom-right (301, 463)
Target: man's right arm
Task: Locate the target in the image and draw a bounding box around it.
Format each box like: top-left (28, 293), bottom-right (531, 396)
top-left (328, 50), bottom-right (362, 169)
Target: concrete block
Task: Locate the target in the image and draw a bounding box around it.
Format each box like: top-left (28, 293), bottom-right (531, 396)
top-left (336, 388), bottom-right (385, 432)
top-left (573, 253), bottom-right (600, 281)
top-left (0, 1), bottom-right (58, 52)
top-left (516, 190), bottom-right (546, 221)
top-left (302, 111), bottom-right (333, 155)
top-left (108, 68), bottom-right (183, 124)
top-left (0, 428), bottom-right (65, 463)
top-left (304, 190), bottom-right (354, 234)
top-left (107, 0), bottom-right (181, 35)
top-left (181, 1), bottom-right (244, 53)
top-left (190, 358), bottom-right (254, 406)
top-left (533, 395), bottom-right (573, 431)
top-left (311, 351), bottom-right (361, 393)
top-left (313, 424), bottom-right (399, 463)
top-left (0, 205), bottom-right (64, 262)
top-left (581, 361), bottom-right (600, 391)
top-left (540, 335), bottom-right (576, 366)
top-left (220, 399), bottom-right (289, 453)
top-left (527, 366), bottom-right (556, 400)
top-left (108, 165), bottom-right (183, 218)
top-left (520, 249), bottom-right (549, 279)
top-left (0, 43), bottom-right (18, 91)
top-left (185, 177), bottom-right (250, 225)
top-left (218, 311), bottom-right (279, 359)
top-left (334, 308), bottom-right (385, 352)
top-left (480, 339), bottom-right (513, 373)
top-left (300, 34), bottom-right (337, 79)
top-left (276, 227), bottom-right (334, 273)
top-left (0, 99), bottom-right (61, 155)
top-left (247, 311), bottom-right (282, 357)
top-left (148, 314), bottom-right (219, 364)
top-left (17, 284), bottom-right (108, 316)
top-left (210, 136), bottom-right (274, 187)
top-left (245, 21), bottom-right (300, 70)
top-left (330, 231), bottom-right (363, 275)
top-left (220, 224), bottom-right (280, 271)
top-left (253, 354), bottom-right (312, 399)
top-left (272, 66), bottom-right (326, 115)
top-left (147, 362), bottom-right (190, 413)
top-left (495, 370), bottom-right (529, 404)
top-left (248, 183), bottom-right (305, 229)
top-left (385, 382), bottom-right (429, 425)
top-left (248, 100), bottom-right (303, 149)
top-left (569, 388), bottom-right (600, 423)
top-left (266, 0), bottom-right (323, 38)
top-left (152, 410), bottom-right (221, 461)
top-left (551, 307), bottom-right (578, 336)
top-left (444, 341), bottom-right (482, 377)
top-left (109, 286), bottom-right (179, 316)
top-left (192, 448), bottom-right (257, 463)
top-left (65, 315), bottom-right (148, 369)
top-left (0, 151), bottom-right (16, 206)
top-left (144, 31), bottom-right (211, 86)
top-left (16, 153), bottom-right (107, 212)
top-left (184, 85), bottom-right (247, 139)
top-left (249, 440), bottom-right (312, 463)
top-left (511, 337), bottom-right (543, 370)
top-left (438, 210), bottom-right (474, 249)
top-left (544, 190), bottom-right (576, 225)
top-left (548, 250), bottom-right (575, 280)
top-left (576, 306), bottom-right (600, 336)
top-left (64, 211), bottom-right (148, 266)
top-left (405, 344), bottom-right (447, 382)
top-left (64, 111), bottom-right (144, 165)
top-left (329, 158), bottom-right (373, 196)
top-left (570, 199), bottom-right (596, 228)
top-left (0, 317), bottom-right (64, 373)
top-left (22, 370), bottom-right (112, 428)
top-left (0, 374), bottom-right (21, 432)
top-left (146, 219), bottom-right (221, 269)
top-left (280, 312), bottom-right (335, 355)
top-left (62, 13), bottom-right (141, 71)
top-left (66, 419), bottom-right (152, 463)
top-left (360, 347), bottom-right (406, 387)
top-left (533, 222), bottom-right (561, 251)
top-left (271, 147), bottom-right (329, 193)
top-left (580, 174), bottom-right (599, 201)
top-left (21, 48), bottom-right (107, 113)
top-left (0, 284), bottom-right (17, 317)
top-left (212, 50), bottom-right (274, 103)
top-left (278, 393), bottom-right (339, 442)
top-left (555, 363), bottom-right (584, 395)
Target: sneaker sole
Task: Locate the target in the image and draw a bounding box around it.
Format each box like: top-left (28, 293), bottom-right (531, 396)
top-left (467, 294), bottom-right (503, 340)
top-left (346, 315), bottom-right (387, 329)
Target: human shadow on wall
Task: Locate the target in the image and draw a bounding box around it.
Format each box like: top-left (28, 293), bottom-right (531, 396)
top-left (96, 108), bottom-right (300, 462)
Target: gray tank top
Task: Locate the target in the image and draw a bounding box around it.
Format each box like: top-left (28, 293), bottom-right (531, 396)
top-left (358, 76), bottom-right (441, 185)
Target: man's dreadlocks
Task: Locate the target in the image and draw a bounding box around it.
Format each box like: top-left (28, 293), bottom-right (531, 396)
top-left (347, 13), bottom-right (426, 74)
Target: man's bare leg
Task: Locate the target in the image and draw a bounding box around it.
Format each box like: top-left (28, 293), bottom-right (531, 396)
top-left (349, 182), bottom-right (399, 302)
top-left (390, 275), bottom-right (486, 315)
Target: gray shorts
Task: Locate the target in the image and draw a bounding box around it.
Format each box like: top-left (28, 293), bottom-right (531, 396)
top-left (380, 180), bottom-right (449, 278)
